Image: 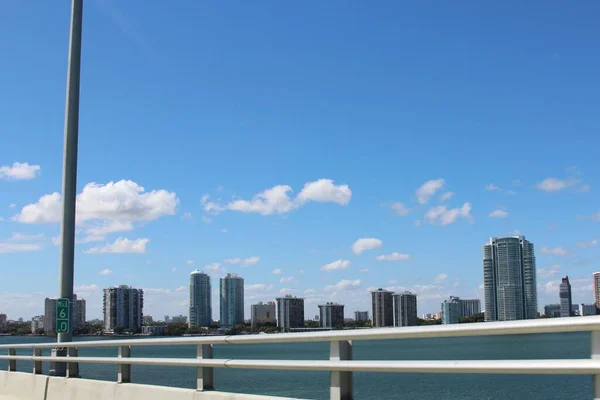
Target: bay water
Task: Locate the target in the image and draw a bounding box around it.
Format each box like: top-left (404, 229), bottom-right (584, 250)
top-left (0, 333), bottom-right (592, 399)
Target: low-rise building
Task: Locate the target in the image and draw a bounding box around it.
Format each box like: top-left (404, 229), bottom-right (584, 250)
top-left (142, 326), bottom-right (166, 336)
top-left (31, 316), bottom-right (44, 333)
top-left (251, 301), bottom-right (276, 329)
top-left (170, 315), bottom-right (188, 324)
top-left (354, 310), bottom-right (369, 322)
top-left (143, 315), bottom-right (154, 325)
top-left (579, 304), bottom-right (597, 316)
top-left (544, 304), bottom-right (561, 317)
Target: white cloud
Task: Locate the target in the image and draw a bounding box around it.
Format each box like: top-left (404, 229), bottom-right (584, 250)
top-left (540, 246), bottom-right (573, 257)
top-left (489, 209), bottom-right (508, 219)
top-left (375, 252), bottom-right (410, 261)
top-left (8, 204), bottom-right (16, 209)
top-left (99, 269), bottom-right (112, 275)
top-left (416, 179), bottom-right (445, 204)
top-left (424, 202), bottom-right (473, 226)
top-left (390, 202), bottom-right (410, 216)
top-left (280, 276), bottom-right (294, 283)
top-left (359, 268), bottom-right (369, 272)
top-left (14, 180), bottom-right (178, 224)
top-left (320, 259), bottom-right (351, 272)
top-left (576, 239), bottom-right (597, 248)
top-left (433, 273), bottom-right (448, 284)
top-left (576, 184), bottom-right (591, 193)
top-left (84, 237), bottom-right (149, 254)
top-left (577, 211), bottom-right (600, 222)
top-left (220, 228), bottom-right (228, 233)
top-left (304, 289), bottom-right (316, 294)
top-left (74, 284), bottom-right (98, 293)
top-left (187, 260), bottom-right (195, 265)
top-left (296, 179), bottom-right (352, 205)
top-left (182, 211), bottom-right (193, 220)
top-left (0, 162), bottom-right (41, 180)
top-left (245, 284), bottom-right (273, 291)
top-left (223, 256), bottom-right (260, 266)
top-left (438, 192), bottom-right (454, 202)
top-left (352, 238), bottom-right (382, 255)
top-left (82, 220), bottom-right (134, 242)
top-left (508, 229), bottom-right (521, 236)
top-left (204, 263), bottom-right (225, 274)
top-left (325, 279), bottom-right (361, 292)
top-left (505, 190), bottom-right (517, 195)
top-left (485, 184), bottom-right (501, 192)
top-left (226, 185), bottom-right (296, 215)
top-left (0, 233), bottom-right (44, 254)
top-left (537, 264), bottom-right (560, 279)
top-left (272, 268), bottom-right (282, 275)
top-left (535, 177), bottom-right (579, 192)
top-left (279, 288), bottom-right (295, 294)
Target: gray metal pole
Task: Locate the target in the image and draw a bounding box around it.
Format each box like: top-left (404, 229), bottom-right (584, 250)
top-left (58, 0), bottom-right (83, 344)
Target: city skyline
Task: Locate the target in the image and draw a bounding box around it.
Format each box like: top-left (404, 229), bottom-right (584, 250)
top-left (1, 2), bottom-right (600, 321)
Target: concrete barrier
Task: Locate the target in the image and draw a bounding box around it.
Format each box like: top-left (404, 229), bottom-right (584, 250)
top-left (0, 371), bottom-right (299, 400)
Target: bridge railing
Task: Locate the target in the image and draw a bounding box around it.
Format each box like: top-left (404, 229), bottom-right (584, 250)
top-left (2, 316), bottom-right (600, 400)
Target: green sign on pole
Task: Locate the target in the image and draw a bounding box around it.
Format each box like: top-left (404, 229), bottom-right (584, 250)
top-left (56, 298), bottom-right (70, 333)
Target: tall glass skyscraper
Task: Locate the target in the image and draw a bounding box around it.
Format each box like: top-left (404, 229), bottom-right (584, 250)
top-left (189, 270), bottom-right (212, 327)
top-left (559, 276), bottom-right (572, 317)
top-left (220, 273), bottom-right (244, 329)
top-left (483, 236), bottom-right (537, 322)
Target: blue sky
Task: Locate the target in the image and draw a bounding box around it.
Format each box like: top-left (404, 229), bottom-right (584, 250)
top-left (1, 1), bottom-right (599, 321)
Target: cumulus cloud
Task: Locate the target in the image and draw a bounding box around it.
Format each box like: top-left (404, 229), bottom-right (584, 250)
top-left (576, 239), bottom-right (597, 248)
top-left (485, 184), bottom-right (501, 192)
top-left (535, 177), bottom-right (580, 192)
top-left (279, 276), bottom-right (294, 283)
top-left (14, 180), bottom-right (178, 224)
top-left (204, 263), bottom-right (225, 274)
top-left (488, 209), bottom-right (508, 219)
top-left (245, 284), bottom-right (273, 291)
top-left (81, 220), bottom-right (134, 242)
top-left (537, 264), bottom-right (560, 279)
top-left (84, 237), bottom-right (149, 254)
top-left (416, 179), bottom-right (445, 204)
top-left (390, 202), bottom-right (410, 216)
top-left (320, 259), bottom-right (351, 272)
top-left (324, 279), bottom-right (361, 292)
top-left (223, 256), bottom-right (260, 266)
top-left (375, 252), bottom-right (410, 261)
top-left (0, 232), bottom-right (44, 254)
top-left (352, 238), bottom-right (382, 255)
top-left (540, 246), bottom-right (573, 257)
top-left (433, 273), bottom-right (448, 284)
top-left (0, 162), bottom-right (41, 180)
top-left (272, 268), bottom-right (282, 275)
top-left (296, 179), bottom-right (352, 205)
top-left (438, 192), bottom-right (454, 202)
top-left (424, 203), bottom-right (473, 226)
top-left (203, 179), bottom-right (351, 216)
top-left (99, 269), bottom-right (113, 275)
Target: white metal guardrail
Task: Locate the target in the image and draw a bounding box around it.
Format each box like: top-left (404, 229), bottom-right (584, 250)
top-left (2, 316), bottom-right (600, 400)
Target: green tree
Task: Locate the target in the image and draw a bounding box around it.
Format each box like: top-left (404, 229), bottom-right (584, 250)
top-left (113, 325), bottom-right (124, 334)
top-left (459, 313), bottom-right (485, 323)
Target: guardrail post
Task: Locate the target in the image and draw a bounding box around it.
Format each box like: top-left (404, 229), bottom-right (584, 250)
top-left (117, 345), bottom-right (131, 383)
top-left (592, 331), bottom-right (600, 399)
top-left (67, 347), bottom-right (79, 378)
top-left (196, 344), bottom-right (214, 391)
top-left (7, 348), bottom-right (16, 372)
top-left (33, 348), bottom-right (42, 374)
top-left (330, 340), bottom-right (352, 400)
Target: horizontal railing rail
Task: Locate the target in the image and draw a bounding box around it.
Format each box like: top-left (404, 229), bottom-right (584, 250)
top-left (3, 316), bottom-right (600, 400)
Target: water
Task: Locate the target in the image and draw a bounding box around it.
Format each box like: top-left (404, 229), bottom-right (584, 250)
top-left (0, 333), bottom-right (592, 399)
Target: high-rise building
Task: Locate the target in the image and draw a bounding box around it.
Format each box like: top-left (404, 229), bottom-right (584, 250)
top-left (544, 304), bottom-right (561, 317)
top-left (371, 288), bottom-right (394, 327)
top-left (559, 276), bottom-right (572, 317)
top-left (31, 316), bottom-right (44, 333)
top-left (594, 272), bottom-right (600, 309)
top-left (441, 296), bottom-right (482, 324)
top-left (143, 315), bottom-right (154, 325)
top-left (189, 270), bottom-right (212, 327)
top-left (276, 295), bottom-right (304, 331)
top-left (103, 285), bottom-right (144, 331)
top-left (393, 292), bottom-right (417, 327)
top-left (220, 273), bottom-right (244, 329)
top-left (354, 310), bottom-right (369, 322)
top-left (319, 303), bottom-right (345, 328)
top-left (483, 236), bottom-right (538, 322)
top-left (0, 314), bottom-right (7, 332)
top-left (251, 301), bottom-right (276, 329)
top-left (44, 294), bottom-right (86, 333)
top-left (579, 303), bottom-right (597, 316)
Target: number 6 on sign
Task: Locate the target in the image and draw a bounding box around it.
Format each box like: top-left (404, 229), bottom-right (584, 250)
top-left (60, 309), bottom-right (67, 318)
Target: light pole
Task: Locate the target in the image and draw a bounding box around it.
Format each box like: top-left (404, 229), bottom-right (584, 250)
top-left (51, 0), bottom-right (83, 377)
